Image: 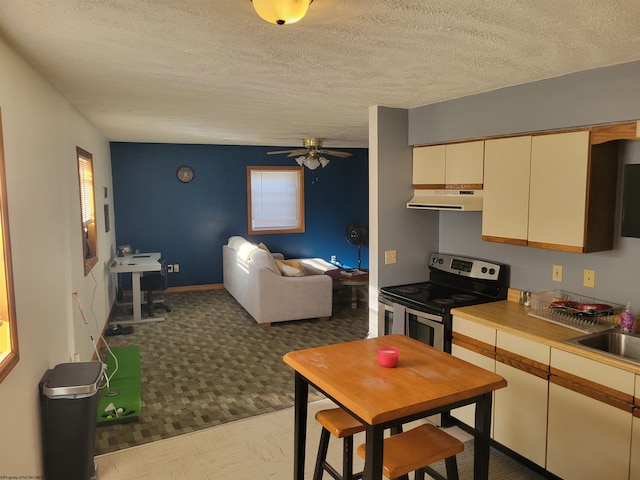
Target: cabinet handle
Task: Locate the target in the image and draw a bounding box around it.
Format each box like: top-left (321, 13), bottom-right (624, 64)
top-left (452, 332), bottom-right (495, 359)
top-left (550, 367), bottom-right (633, 413)
top-left (495, 347), bottom-right (549, 380)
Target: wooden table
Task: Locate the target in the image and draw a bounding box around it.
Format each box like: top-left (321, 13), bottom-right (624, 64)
top-left (283, 334), bottom-right (507, 480)
top-left (324, 268), bottom-right (369, 308)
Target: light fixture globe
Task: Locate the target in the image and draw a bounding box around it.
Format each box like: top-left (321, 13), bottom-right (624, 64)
top-left (252, 0), bottom-right (312, 25)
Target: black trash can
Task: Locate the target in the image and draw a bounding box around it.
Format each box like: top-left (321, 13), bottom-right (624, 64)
top-left (39, 361), bottom-right (103, 480)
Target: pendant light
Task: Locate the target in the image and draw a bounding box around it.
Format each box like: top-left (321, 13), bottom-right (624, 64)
top-left (252, 0), bottom-right (312, 25)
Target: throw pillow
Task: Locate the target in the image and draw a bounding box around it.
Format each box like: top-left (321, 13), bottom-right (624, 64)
top-left (276, 259), bottom-right (307, 277)
top-left (258, 242), bottom-right (271, 254)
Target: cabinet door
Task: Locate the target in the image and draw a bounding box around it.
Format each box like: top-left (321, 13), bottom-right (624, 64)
top-left (631, 375), bottom-right (640, 479)
top-left (445, 141), bottom-right (484, 188)
top-left (482, 136), bottom-right (531, 245)
top-left (450, 316), bottom-right (496, 428)
top-left (547, 349), bottom-right (634, 480)
top-left (528, 131), bottom-right (590, 251)
top-left (493, 331), bottom-right (549, 467)
top-left (413, 145), bottom-right (446, 188)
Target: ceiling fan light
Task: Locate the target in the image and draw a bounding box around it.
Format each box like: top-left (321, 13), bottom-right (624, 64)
top-left (319, 156), bottom-right (330, 168)
top-left (305, 157), bottom-right (320, 170)
top-left (252, 0), bottom-right (311, 25)
top-left (295, 155), bottom-right (306, 166)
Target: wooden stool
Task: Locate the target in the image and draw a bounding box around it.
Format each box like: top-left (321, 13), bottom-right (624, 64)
top-left (356, 423), bottom-right (463, 480)
top-left (314, 408), bottom-right (366, 480)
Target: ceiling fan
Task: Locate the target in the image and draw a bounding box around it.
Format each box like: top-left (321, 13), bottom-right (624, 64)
top-left (267, 138), bottom-right (353, 170)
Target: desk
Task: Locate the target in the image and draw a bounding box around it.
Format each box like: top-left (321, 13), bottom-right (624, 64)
top-left (283, 334), bottom-right (507, 480)
top-left (110, 252), bottom-right (163, 324)
top-left (324, 268), bottom-right (369, 309)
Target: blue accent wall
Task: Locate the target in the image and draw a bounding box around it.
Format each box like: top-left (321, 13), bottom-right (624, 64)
top-left (110, 143), bottom-right (369, 287)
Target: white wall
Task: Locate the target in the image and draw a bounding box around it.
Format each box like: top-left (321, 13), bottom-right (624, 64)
top-left (368, 106), bottom-right (439, 336)
top-left (0, 37), bottom-right (115, 474)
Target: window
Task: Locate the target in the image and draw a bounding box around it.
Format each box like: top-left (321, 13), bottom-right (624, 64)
top-left (77, 147), bottom-right (98, 275)
top-left (0, 109), bottom-right (19, 383)
top-left (247, 166), bottom-right (304, 234)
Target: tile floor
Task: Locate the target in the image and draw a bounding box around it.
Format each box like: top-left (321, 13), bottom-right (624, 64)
top-left (95, 399), bottom-right (472, 480)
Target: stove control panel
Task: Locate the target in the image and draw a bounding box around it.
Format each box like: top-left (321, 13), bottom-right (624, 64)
top-left (429, 253), bottom-right (501, 281)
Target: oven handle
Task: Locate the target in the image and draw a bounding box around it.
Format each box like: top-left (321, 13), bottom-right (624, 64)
top-left (379, 301), bottom-right (445, 324)
top-left (405, 308), bottom-right (444, 324)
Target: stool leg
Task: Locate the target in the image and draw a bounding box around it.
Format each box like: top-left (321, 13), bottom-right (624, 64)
top-left (445, 455), bottom-right (460, 480)
top-left (314, 428), bottom-right (331, 480)
top-left (343, 436), bottom-right (354, 480)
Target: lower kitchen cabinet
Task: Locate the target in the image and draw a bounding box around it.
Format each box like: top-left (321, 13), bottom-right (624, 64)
top-left (630, 376), bottom-right (640, 479)
top-left (450, 316), bottom-right (496, 429)
top-left (547, 348), bottom-right (634, 480)
top-left (493, 331), bottom-right (550, 468)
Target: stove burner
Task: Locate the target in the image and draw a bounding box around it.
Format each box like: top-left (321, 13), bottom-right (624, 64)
top-left (433, 298), bottom-right (455, 305)
top-left (394, 286), bottom-right (424, 295)
top-left (451, 294), bottom-right (478, 302)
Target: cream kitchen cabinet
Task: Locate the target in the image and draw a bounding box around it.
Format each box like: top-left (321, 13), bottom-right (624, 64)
top-left (630, 375), bottom-right (640, 480)
top-left (482, 129), bottom-right (618, 253)
top-left (481, 135), bottom-right (531, 245)
top-left (413, 141), bottom-right (484, 189)
top-left (493, 331), bottom-right (549, 468)
top-left (547, 348), bottom-right (634, 480)
top-left (450, 315), bottom-right (496, 428)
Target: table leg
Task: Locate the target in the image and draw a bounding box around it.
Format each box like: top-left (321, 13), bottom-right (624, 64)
top-left (131, 271), bottom-right (142, 322)
top-left (293, 372), bottom-right (308, 480)
top-left (473, 392), bottom-right (493, 480)
top-left (351, 285), bottom-right (357, 309)
top-left (363, 424), bottom-right (384, 480)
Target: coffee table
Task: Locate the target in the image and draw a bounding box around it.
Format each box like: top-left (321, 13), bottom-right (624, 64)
top-left (324, 268), bottom-right (369, 309)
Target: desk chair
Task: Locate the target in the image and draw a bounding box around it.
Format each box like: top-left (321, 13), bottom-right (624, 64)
top-left (139, 257), bottom-right (171, 317)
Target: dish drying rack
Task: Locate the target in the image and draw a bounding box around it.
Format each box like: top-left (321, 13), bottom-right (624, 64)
top-left (528, 290), bottom-right (622, 333)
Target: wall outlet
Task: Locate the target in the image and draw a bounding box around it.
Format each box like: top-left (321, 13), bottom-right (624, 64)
top-left (384, 250), bottom-right (397, 265)
top-left (173, 264), bottom-right (180, 273)
top-left (167, 264), bottom-right (173, 273)
top-left (583, 269), bottom-right (595, 288)
top-left (552, 265), bottom-right (563, 282)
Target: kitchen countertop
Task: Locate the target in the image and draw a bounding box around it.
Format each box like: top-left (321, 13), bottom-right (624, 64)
top-left (451, 300), bottom-right (640, 375)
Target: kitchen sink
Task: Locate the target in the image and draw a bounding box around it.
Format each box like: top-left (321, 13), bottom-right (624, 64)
top-left (566, 329), bottom-right (640, 365)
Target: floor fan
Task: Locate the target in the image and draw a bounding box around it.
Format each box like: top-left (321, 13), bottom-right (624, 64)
top-left (345, 222), bottom-right (368, 269)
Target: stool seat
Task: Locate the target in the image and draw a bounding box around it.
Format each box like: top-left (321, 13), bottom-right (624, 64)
top-left (316, 408), bottom-right (366, 438)
top-left (314, 408), bottom-right (366, 480)
top-left (357, 423), bottom-right (463, 480)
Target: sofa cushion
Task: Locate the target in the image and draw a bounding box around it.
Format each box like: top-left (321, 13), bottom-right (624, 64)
top-left (250, 248), bottom-right (281, 275)
top-left (276, 259), bottom-right (307, 277)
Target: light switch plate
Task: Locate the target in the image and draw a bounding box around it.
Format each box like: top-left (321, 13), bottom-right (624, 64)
top-left (384, 250), bottom-right (397, 265)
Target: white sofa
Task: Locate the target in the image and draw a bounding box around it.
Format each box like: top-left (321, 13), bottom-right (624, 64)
top-left (222, 236), bottom-right (337, 326)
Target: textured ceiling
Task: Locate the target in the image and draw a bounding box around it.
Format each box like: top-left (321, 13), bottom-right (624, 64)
top-left (1, 1), bottom-right (639, 148)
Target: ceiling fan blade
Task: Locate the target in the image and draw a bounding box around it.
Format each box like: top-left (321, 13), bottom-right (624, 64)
top-left (319, 150), bottom-right (353, 158)
top-left (286, 150), bottom-right (309, 157)
top-left (266, 150), bottom-right (298, 155)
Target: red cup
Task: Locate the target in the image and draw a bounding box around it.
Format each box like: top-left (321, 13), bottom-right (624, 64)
top-left (377, 346), bottom-right (399, 368)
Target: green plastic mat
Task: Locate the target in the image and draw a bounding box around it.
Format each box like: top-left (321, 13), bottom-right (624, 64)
top-left (97, 345), bottom-right (141, 425)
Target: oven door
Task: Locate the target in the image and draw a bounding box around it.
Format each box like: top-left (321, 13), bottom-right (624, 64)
top-left (379, 300), bottom-right (444, 351)
top-left (406, 308), bottom-right (445, 351)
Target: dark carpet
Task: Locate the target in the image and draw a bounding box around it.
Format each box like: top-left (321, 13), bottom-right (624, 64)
top-left (95, 288), bottom-right (369, 454)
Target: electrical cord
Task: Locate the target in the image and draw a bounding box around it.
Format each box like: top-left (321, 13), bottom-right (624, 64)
top-left (72, 291), bottom-right (119, 392)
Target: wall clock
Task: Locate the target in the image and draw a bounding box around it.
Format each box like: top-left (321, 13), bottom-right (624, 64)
top-left (176, 165), bottom-right (194, 183)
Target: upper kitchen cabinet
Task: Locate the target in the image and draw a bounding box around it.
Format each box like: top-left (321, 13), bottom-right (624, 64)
top-left (528, 130), bottom-right (618, 253)
top-left (413, 140), bottom-right (484, 189)
top-left (483, 128), bottom-right (623, 253)
top-left (482, 136), bottom-right (532, 246)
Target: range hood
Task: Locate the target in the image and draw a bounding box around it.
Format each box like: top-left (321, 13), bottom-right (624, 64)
top-left (407, 190), bottom-right (483, 211)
